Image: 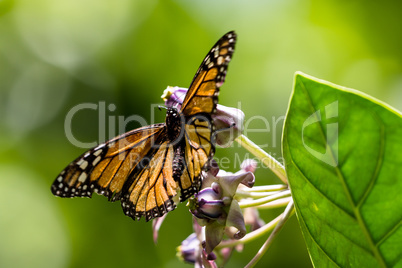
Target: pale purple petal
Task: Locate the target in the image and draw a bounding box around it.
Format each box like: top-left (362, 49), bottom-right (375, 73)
top-left (213, 104), bottom-right (245, 148)
top-left (219, 171), bottom-right (255, 196)
top-left (152, 214), bottom-right (167, 244)
top-left (209, 159), bottom-right (220, 177)
top-left (240, 159), bottom-right (258, 173)
top-left (161, 86), bottom-right (187, 109)
top-left (244, 207), bottom-right (265, 231)
top-left (204, 221), bottom-right (225, 254)
top-left (239, 172), bottom-right (255, 188)
top-left (226, 200), bottom-right (246, 239)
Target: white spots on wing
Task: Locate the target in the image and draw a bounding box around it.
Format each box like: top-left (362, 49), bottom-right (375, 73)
top-left (92, 156), bottom-right (101, 166)
top-left (79, 160), bottom-right (88, 170)
top-left (57, 176), bottom-right (63, 182)
top-left (58, 183), bottom-right (63, 188)
top-left (208, 62), bottom-right (214, 69)
top-left (93, 148), bottom-right (103, 156)
top-left (78, 172), bottom-right (88, 183)
top-left (214, 48), bottom-right (219, 58)
top-left (217, 56), bottom-right (224, 65)
top-left (83, 185), bottom-right (88, 190)
top-left (108, 142), bottom-right (115, 148)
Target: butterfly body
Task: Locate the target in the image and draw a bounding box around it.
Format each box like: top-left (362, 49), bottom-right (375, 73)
top-left (52, 31), bottom-right (237, 221)
top-left (165, 107), bottom-right (185, 142)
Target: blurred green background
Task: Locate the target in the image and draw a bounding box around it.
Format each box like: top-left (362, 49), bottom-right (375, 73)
top-left (1, 0), bottom-right (401, 267)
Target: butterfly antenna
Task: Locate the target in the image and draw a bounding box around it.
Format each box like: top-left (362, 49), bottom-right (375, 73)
top-left (158, 105), bottom-right (168, 111)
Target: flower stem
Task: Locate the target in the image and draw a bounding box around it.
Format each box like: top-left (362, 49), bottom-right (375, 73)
top-left (240, 184), bottom-right (288, 192)
top-left (238, 190), bottom-right (291, 208)
top-left (256, 197), bottom-right (292, 209)
top-left (245, 199), bottom-right (295, 268)
top-left (216, 213), bottom-right (282, 249)
top-left (235, 135), bottom-right (288, 184)
top-left (236, 190), bottom-right (284, 198)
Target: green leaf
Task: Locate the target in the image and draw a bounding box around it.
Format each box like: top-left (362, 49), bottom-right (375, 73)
top-left (282, 72), bottom-right (402, 267)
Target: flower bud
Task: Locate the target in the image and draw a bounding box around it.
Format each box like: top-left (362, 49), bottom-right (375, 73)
top-left (213, 104), bottom-right (244, 147)
top-left (240, 159), bottom-right (258, 173)
top-left (189, 167), bottom-right (255, 254)
top-left (161, 86), bottom-right (187, 110)
top-left (177, 233), bottom-right (199, 264)
top-left (189, 184), bottom-right (225, 220)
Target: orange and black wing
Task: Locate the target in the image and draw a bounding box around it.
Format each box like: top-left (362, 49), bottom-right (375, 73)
top-left (177, 114), bottom-right (215, 201)
top-left (119, 140), bottom-right (180, 221)
top-left (51, 124), bottom-right (180, 221)
top-left (175, 31), bottom-right (237, 200)
top-left (181, 31), bottom-right (237, 117)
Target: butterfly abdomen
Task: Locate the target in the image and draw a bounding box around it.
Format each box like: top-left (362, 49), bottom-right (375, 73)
top-left (172, 145), bottom-right (185, 181)
top-left (172, 143), bottom-right (196, 202)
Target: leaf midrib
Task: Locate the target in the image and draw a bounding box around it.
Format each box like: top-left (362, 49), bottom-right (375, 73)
top-left (298, 78), bottom-right (387, 268)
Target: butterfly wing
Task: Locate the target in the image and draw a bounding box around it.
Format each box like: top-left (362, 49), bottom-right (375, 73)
top-left (119, 139), bottom-right (180, 221)
top-left (177, 114), bottom-right (215, 201)
top-left (51, 124), bottom-right (181, 221)
top-left (180, 31), bottom-right (237, 116)
top-left (175, 31), bottom-right (237, 200)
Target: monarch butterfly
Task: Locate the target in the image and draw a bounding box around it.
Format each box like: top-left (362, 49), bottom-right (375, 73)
top-left (51, 31), bottom-right (237, 221)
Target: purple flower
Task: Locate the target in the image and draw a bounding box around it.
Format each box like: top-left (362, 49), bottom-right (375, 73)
top-left (161, 86), bottom-right (187, 110)
top-left (188, 168), bottom-right (255, 254)
top-left (212, 105), bottom-right (244, 148)
top-left (190, 184), bottom-right (226, 220)
top-left (161, 86), bottom-right (244, 147)
top-left (176, 220), bottom-right (218, 268)
top-left (177, 233), bottom-right (199, 264)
